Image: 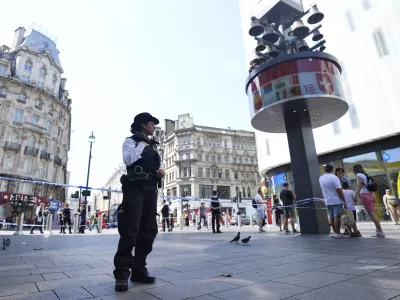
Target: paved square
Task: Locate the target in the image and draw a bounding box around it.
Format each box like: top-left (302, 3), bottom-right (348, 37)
top-left (0, 222), bottom-right (400, 299)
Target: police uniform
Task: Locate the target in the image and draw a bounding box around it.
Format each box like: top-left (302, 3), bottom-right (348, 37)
top-left (210, 193), bottom-right (222, 233)
top-left (114, 113), bottom-right (162, 292)
top-left (62, 206), bottom-right (72, 234)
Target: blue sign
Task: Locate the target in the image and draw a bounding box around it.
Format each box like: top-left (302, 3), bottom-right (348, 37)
top-left (48, 199), bottom-right (61, 211)
top-left (383, 152), bottom-right (391, 161)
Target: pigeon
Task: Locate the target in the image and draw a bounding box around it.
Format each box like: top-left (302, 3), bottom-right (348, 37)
top-left (241, 236), bottom-right (251, 245)
top-left (230, 232), bottom-right (240, 243)
top-left (2, 238), bottom-right (11, 250)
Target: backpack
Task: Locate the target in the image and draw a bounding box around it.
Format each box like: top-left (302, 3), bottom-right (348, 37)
top-left (363, 173), bottom-right (377, 192)
top-left (252, 199), bottom-right (257, 209)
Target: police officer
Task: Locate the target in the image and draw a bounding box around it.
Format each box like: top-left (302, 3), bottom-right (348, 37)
top-left (62, 203), bottom-right (72, 234)
top-left (210, 191), bottom-right (223, 234)
top-left (114, 112), bottom-right (164, 292)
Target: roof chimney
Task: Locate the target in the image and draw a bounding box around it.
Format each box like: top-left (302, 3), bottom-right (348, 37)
top-left (60, 78), bottom-right (67, 90)
top-left (11, 27), bottom-right (26, 50)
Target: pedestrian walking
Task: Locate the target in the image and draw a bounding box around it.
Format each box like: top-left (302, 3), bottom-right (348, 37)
top-left (161, 200), bottom-right (170, 232)
top-left (113, 112), bottom-right (164, 292)
top-left (30, 203), bottom-right (44, 234)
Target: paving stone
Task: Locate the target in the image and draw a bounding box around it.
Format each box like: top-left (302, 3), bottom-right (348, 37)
top-left (0, 291), bottom-right (58, 300)
top-left (63, 267), bottom-right (112, 278)
top-left (83, 278), bottom-right (171, 297)
top-left (272, 270), bottom-right (355, 288)
top-left (0, 259), bottom-right (26, 266)
top-left (36, 274), bottom-right (114, 291)
top-left (348, 270), bottom-right (400, 291)
top-left (54, 286), bottom-right (93, 300)
top-left (322, 262), bottom-right (387, 276)
top-left (42, 272), bottom-right (69, 280)
top-left (0, 274), bottom-right (43, 286)
top-left (353, 257), bottom-right (400, 266)
top-left (0, 270), bottom-right (30, 278)
top-left (211, 280), bottom-right (311, 300)
top-left (30, 264), bottom-right (93, 275)
top-left (0, 264), bottom-right (36, 272)
top-left (0, 282), bottom-right (38, 297)
top-left (90, 290), bottom-right (160, 300)
top-left (144, 279), bottom-right (237, 300)
top-left (291, 282), bottom-right (400, 300)
top-left (186, 296), bottom-right (221, 300)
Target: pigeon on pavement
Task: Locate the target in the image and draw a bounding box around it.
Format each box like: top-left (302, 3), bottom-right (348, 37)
top-left (230, 232), bottom-right (240, 243)
top-left (241, 236), bottom-right (251, 245)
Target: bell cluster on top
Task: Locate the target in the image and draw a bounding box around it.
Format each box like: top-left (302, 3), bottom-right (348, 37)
top-left (248, 4), bottom-right (326, 72)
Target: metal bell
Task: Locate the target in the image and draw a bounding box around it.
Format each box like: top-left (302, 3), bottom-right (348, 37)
top-left (297, 40), bottom-right (309, 52)
top-left (307, 5), bottom-right (324, 24)
top-left (261, 25), bottom-right (280, 44)
top-left (266, 44), bottom-right (280, 58)
top-left (291, 19), bottom-right (310, 37)
top-left (312, 29), bottom-right (323, 41)
top-left (249, 17), bottom-right (264, 37)
top-left (255, 39), bottom-right (266, 52)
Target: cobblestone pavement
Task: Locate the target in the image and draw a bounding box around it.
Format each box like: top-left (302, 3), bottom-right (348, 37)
top-left (0, 222), bottom-right (400, 300)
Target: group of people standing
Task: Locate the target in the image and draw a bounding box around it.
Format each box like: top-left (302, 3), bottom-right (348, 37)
top-left (320, 164), bottom-right (385, 238)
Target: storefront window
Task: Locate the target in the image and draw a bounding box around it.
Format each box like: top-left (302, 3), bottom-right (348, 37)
top-left (271, 172), bottom-right (288, 198)
top-left (343, 152), bottom-right (388, 220)
top-left (381, 147), bottom-right (400, 199)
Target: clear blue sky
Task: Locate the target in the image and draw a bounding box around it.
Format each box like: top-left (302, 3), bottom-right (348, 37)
top-left (1, 0), bottom-right (251, 189)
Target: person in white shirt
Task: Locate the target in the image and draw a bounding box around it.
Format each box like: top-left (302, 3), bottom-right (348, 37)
top-left (255, 189), bottom-right (265, 232)
top-left (319, 164), bottom-right (346, 238)
top-left (353, 164), bottom-right (385, 238)
top-left (342, 181), bottom-right (361, 237)
top-left (30, 203), bottom-right (45, 234)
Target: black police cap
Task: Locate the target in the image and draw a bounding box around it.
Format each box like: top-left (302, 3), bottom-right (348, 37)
top-left (131, 112), bottom-right (159, 129)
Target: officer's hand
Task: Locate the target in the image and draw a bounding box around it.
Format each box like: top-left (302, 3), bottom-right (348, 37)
top-left (156, 169), bottom-right (165, 178)
top-left (139, 141), bottom-right (149, 147)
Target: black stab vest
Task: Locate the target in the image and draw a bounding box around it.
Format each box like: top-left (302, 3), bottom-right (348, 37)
top-left (126, 134), bottom-right (161, 177)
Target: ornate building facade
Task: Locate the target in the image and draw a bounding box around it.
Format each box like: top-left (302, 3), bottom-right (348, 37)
top-left (163, 114), bottom-right (259, 205)
top-left (0, 26), bottom-right (71, 219)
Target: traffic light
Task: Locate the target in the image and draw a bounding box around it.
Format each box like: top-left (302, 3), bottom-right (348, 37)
top-left (82, 190), bottom-right (91, 197)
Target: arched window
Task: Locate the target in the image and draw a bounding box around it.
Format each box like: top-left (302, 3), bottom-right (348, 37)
top-left (24, 60), bottom-right (33, 72)
top-left (242, 187), bottom-right (246, 198)
top-left (9, 131), bottom-right (19, 143)
top-left (247, 187), bottom-right (251, 198)
top-left (40, 67), bottom-right (47, 78)
top-left (35, 98), bottom-right (43, 110)
top-left (28, 135), bottom-right (36, 148)
top-left (52, 74), bottom-right (57, 86)
top-left (17, 91), bottom-right (27, 103)
top-left (0, 86), bottom-right (7, 98)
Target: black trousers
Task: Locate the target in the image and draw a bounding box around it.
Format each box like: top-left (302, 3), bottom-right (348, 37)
top-left (211, 210), bottom-right (221, 232)
top-left (162, 216), bottom-right (169, 231)
top-left (79, 219), bottom-right (86, 233)
top-left (113, 183), bottom-right (158, 280)
top-left (198, 215), bottom-right (207, 228)
top-left (30, 219), bottom-right (43, 233)
top-left (63, 216), bottom-right (72, 232)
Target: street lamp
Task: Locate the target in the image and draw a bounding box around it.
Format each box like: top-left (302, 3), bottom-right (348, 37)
top-left (84, 132), bottom-right (95, 214)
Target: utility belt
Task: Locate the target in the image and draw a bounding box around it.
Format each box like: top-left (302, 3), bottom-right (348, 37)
top-left (121, 165), bottom-right (159, 186)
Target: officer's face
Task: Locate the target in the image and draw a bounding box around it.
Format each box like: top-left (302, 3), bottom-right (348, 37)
top-left (142, 122), bottom-right (156, 136)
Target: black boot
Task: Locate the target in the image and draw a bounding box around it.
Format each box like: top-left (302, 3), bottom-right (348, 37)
top-left (130, 267), bottom-right (156, 284)
top-left (115, 279), bottom-right (128, 292)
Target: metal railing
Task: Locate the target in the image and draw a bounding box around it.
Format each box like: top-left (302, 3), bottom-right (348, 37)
top-left (4, 142), bottom-right (21, 152)
top-left (54, 156), bottom-right (62, 165)
top-left (40, 151), bottom-right (51, 160)
top-left (25, 146), bottom-right (38, 156)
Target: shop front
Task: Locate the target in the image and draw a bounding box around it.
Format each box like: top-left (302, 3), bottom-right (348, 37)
top-left (266, 136), bottom-right (400, 221)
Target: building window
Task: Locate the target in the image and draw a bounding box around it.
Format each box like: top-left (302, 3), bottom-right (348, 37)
top-left (218, 169), bottom-right (222, 179)
top-left (197, 136), bottom-right (201, 145)
top-left (239, 157), bottom-right (243, 164)
top-left (224, 140), bottom-right (228, 148)
top-left (183, 167), bottom-right (187, 177)
top-left (3, 154), bottom-right (15, 171)
top-left (348, 104), bottom-right (360, 128)
top-left (179, 153), bottom-right (183, 161)
top-left (242, 187), bottom-right (246, 197)
top-left (45, 120), bottom-right (52, 133)
top-left (172, 172), bottom-right (174, 181)
top-left (28, 135), bottom-right (36, 148)
top-left (38, 81), bottom-right (44, 88)
top-left (224, 155), bottom-right (229, 163)
top-left (247, 187), bottom-right (251, 198)
top-left (217, 186), bottom-right (230, 199)
top-left (17, 91), bottom-right (27, 103)
top-left (13, 109), bottom-right (24, 123)
top-left (332, 120), bottom-right (340, 135)
top-left (180, 185), bottom-right (191, 197)
top-left (233, 157), bottom-right (237, 163)
top-left (217, 154), bottom-right (222, 163)
top-left (225, 169), bottom-right (230, 179)
top-left (186, 152), bottom-right (190, 160)
top-left (40, 67), bottom-right (47, 78)
top-left (206, 168), bottom-right (210, 178)
top-left (234, 170), bottom-right (239, 180)
top-left (211, 155), bottom-right (216, 162)
top-left (197, 152), bottom-right (202, 160)
top-left (198, 167), bottom-right (203, 177)
top-left (345, 10), bottom-right (355, 32)
top-left (216, 140), bottom-right (220, 148)
top-left (52, 74), bottom-right (57, 86)
top-left (0, 64), bottom-right (6, 75)
top-left (48, 104), bottom-right (54, 116)
top-left (43, 140), bottom-right (48, 152)
top-left (23, 157), bottom-right (33, 174)
top-left (21, 75), bottom-right (30, 82)
top-left (32, 114), bottom-right (40, 125)
top-left (35, 98), bottom-right (43, 110)
top-left (0, 86), bottom-right (7, 98)
top-left (24, 60), bottom-right (33, 72)
top-left (212, 168), bottom-right (217, 178)
top-left (373, 28), bottom-right (389, 57)
top-left (199, 184), bottom-right (213, 199)
top-left (362, 0), bottom-right (371, 10)
top-left (266, 138), bottom-right (271, 156)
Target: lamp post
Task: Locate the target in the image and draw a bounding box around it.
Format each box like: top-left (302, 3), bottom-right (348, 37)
top-left (245, 1), bottom-right (347, 234)
top-left (84, 132), bottom-right (95, 216)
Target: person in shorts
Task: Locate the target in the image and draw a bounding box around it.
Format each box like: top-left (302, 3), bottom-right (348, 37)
top-left (319, 164), bottom-right (347, 238)
top-left (280, 183), bottom-right (298, 234)
top-left (341, 182), bottom-right (361, 237)
top-left (273, 198), bottom-right (283, 231)
top-left (353, 164), bottom-right (385, 238)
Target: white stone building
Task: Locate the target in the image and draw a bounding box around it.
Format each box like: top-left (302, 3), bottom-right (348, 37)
top-left (0, 26), bottom-right (71, 220)
top-left (163, 114), bottom-right (259, 208)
